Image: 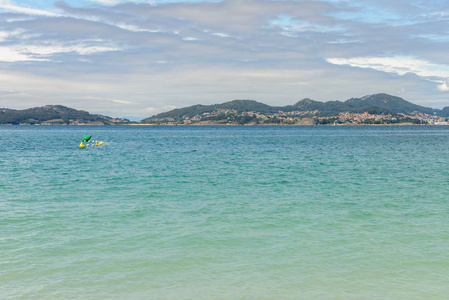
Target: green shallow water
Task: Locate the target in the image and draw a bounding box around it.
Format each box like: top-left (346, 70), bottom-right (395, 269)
top-left (1, 125), bottom-right (449, 299)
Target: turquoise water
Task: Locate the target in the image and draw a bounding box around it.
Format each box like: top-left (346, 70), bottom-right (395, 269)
top-left (1, 125), bottom-right (449, 299)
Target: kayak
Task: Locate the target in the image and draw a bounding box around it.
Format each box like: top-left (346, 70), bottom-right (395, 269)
top-left (82, 135), bottom-right (92, 142)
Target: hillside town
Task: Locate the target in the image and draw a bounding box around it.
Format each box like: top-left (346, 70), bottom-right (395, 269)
top-left (143, 109), bottom-right (449, 125)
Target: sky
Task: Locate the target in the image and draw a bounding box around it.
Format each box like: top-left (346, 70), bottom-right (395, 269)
top-left (0, 0), bottom-right (448, 118)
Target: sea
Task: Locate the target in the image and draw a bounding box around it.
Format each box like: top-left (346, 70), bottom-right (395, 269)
top-left (1, 125), bottom-right (449, 299)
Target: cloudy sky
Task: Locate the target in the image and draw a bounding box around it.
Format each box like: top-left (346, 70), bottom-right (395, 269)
top-left (0, 0), bottom-right (448, 118)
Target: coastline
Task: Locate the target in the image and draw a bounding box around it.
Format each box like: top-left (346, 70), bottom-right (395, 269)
top-left (1, 122), bottom-right (444, 126)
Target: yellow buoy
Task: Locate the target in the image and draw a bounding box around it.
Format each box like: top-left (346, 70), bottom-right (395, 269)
top-left (99, 141), bottom-right (104, 145)
top-left (79, 142), bottom-right (85, 148)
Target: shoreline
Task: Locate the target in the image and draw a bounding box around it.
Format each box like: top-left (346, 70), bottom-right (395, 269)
top-left (1, 123), bottom-right (445, 126)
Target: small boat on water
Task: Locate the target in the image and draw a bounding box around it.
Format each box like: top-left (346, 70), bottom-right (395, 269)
top-left (79, 135), bottom-right (104, 148)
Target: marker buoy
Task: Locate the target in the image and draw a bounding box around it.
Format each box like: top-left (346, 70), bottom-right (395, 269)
top-left (79, 142), bottom-right (85, 148)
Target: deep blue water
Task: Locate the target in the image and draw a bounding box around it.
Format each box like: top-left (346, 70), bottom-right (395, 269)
top-left (1, 125), bottom-right (449, 299)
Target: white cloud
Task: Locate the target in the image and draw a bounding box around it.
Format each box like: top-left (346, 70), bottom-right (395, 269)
top-left (0, 0), bottom-right (60, 17)
top-left (83, 96), bottom-right (134, 104)
top-left (0, 29), bottom-right (24, 41)
top-left (89, 0), bottom-right (120, 5)
top-left (212, 32), bottom-right (229, 38)
top-left (0, 42), bottom-right (120, 62)
top-left (326, 56), bottom-right (449, 78)
top-left (437, 79), bottom-right (449, 92)
top-left (0, 46), bottom-right (48, 62)
top-left (114, 23), bottom-right (160, 33)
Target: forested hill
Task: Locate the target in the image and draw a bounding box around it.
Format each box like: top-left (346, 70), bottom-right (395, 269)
top-left (143, 93), bottom-right (448, 122)
top-left (343, 94), bottom-right (437, 115)
top-left (0, 105), bottom-right (129, 125)
top-left (147, 100), bottom-right (279, 120)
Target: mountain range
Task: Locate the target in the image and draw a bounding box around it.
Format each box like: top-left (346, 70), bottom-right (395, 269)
top-left (142, 93), bottom-right (449, 122)
top-left (1, 94), bottom-right (448, 125)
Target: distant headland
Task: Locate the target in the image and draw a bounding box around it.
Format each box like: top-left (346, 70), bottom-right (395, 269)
top-left (1, 94), bottom-right (449, 125)
top-left (0, 105), bottom-right (130, 125)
